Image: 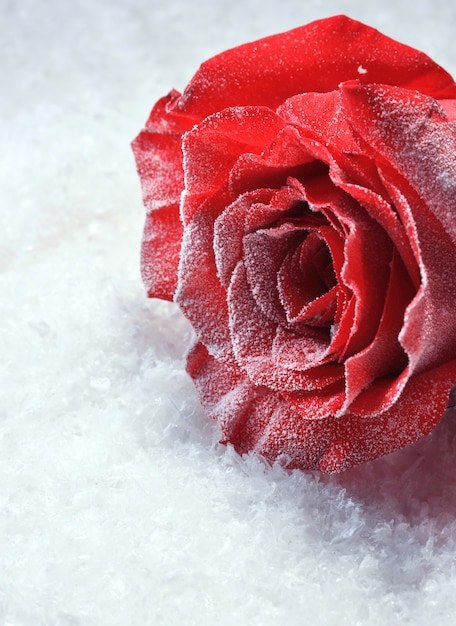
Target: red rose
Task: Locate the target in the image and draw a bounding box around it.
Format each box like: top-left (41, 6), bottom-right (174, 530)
top-left (133, 15), bottom-right (456, 472)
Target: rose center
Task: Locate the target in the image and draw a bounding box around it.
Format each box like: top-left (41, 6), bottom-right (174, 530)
top-left (299, 232), bottom-right (337, 300)
top-left (278, 227), bottom-right (338, 329)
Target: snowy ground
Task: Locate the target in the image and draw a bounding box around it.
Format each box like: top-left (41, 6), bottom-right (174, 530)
top-left (2, 0), bottom-right (456, 624)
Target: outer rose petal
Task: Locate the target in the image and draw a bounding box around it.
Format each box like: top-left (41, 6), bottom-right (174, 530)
top-left (315, 360), bottom-right (456, 473)
top-left (141, 204), bottom-right (182, 301)
top-left (188, 342), bottom-right (456, 473)
top-left (186, 341), bottom-right (339, 463)
top-left (186, 341), bottom-right (275, 451)
top-left (176, 192), bottom-right (235, 364)
top-left (132, 92), bottom-right (187, 300)
top-left (174, 16), bottom-right (456, 120)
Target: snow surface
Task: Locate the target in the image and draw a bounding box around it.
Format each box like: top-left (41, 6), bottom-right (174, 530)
top-left (2, 0), bottom-right (456, 624)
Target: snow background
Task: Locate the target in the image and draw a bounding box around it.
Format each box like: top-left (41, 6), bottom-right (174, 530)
top-left (2, 0), bottom-right (456, 624)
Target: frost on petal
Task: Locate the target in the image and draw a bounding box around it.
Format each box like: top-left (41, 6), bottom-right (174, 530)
top-left (335, 175), bottom-right (420, 290)
top-left (186, 341), bottom-right (263, 448)
top-left (317, 360), bottom-right (456, 472)
top-left (271, 326), bottom-right (333, 372)
top-left (132, 110), bottom-right (186, 300)
top-left (282, 381), bottom-right (346, 420)
top-left (228, 141), bottom-right (318, 199)
top-left (188, 340), bottom-right (456, 472)
top-left (181, 106), bottom-right (284, 223)
top-left (186, 341), bottom-right (340, 468)
top-left (133, 131), bottom-right (183, 215)
top-left (380, 170), bottom-right (455, 376)
top-left (278, 90), bottom-right (357, 154)
top-left (176, 197), bottom-right (234, 364)
top-left (228, 261), bottom-right (343, 393)
top-left (243, 224), bottom-right (303, 325)
top-left (141, 205), bottom-right (183, 301)
top-left (142, 89), bottom-right (196, 134)
top-left (341, 82), bottom-right (456, 246)
top-left (277, 229), bottom-right (340, 326)
top-left (213, 188), bottom-right (277, 288)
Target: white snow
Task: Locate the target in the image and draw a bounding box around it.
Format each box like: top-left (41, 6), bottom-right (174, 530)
top-left (2, 0), bottom-right (456, 624)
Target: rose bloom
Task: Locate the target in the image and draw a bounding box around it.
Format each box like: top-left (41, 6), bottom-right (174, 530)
top-left (133, 15), bottom-right (456, 472)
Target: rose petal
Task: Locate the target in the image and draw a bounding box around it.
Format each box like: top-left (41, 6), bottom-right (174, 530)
top-left (141, 205), bottom-right (183, 301)
top-left (341, 81), bottom-right (456, 246)
top-left (317, 360), bottom-right (456, 472)
top-left (343, 248), bottom-right (414, 412)
top-left (181, 106), bottom-right (285, 223)
top-left (132, 96), bottom-right (187, 300)
top-left (186, 341), bottom-right (263, 447)
top-left (214, 188), bottom-right (280, 288)
top-left (379, 171), bottom-right (456, 375)
top-left (186, 342), bottom-right (342, 466)
top-left (328, 194), bottom-right (393, 360)
top-left (228, 127), bottom-right (323, 199)
top-left (141, 89), bottom-right (195, 134)
top-left (188, 343), bottom-right (456, 472)
top-left (174, 16), bottom-right (456, 120)
top-left (335, 176), bottom-right (420, 289)
top-left (176, 194), bottom-right (234, 363)
top-left (272, 326), bottom-right (332, 371)
top-left (269, 362), bottom-right (456, 472)
top-left (281, 380), bottom-right (346, 420)
top-left (278, 90), bottom-right (358, 154)
top-left (277, 227), bottom-right (342, 325)
top-left (243, 223), bottom-right (303, 325)
top-left (342, 82), bottom-right (456, 374)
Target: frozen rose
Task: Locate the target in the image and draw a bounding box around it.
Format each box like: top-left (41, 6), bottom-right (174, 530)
top-left (133, 15), bottom-right (456, 472)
